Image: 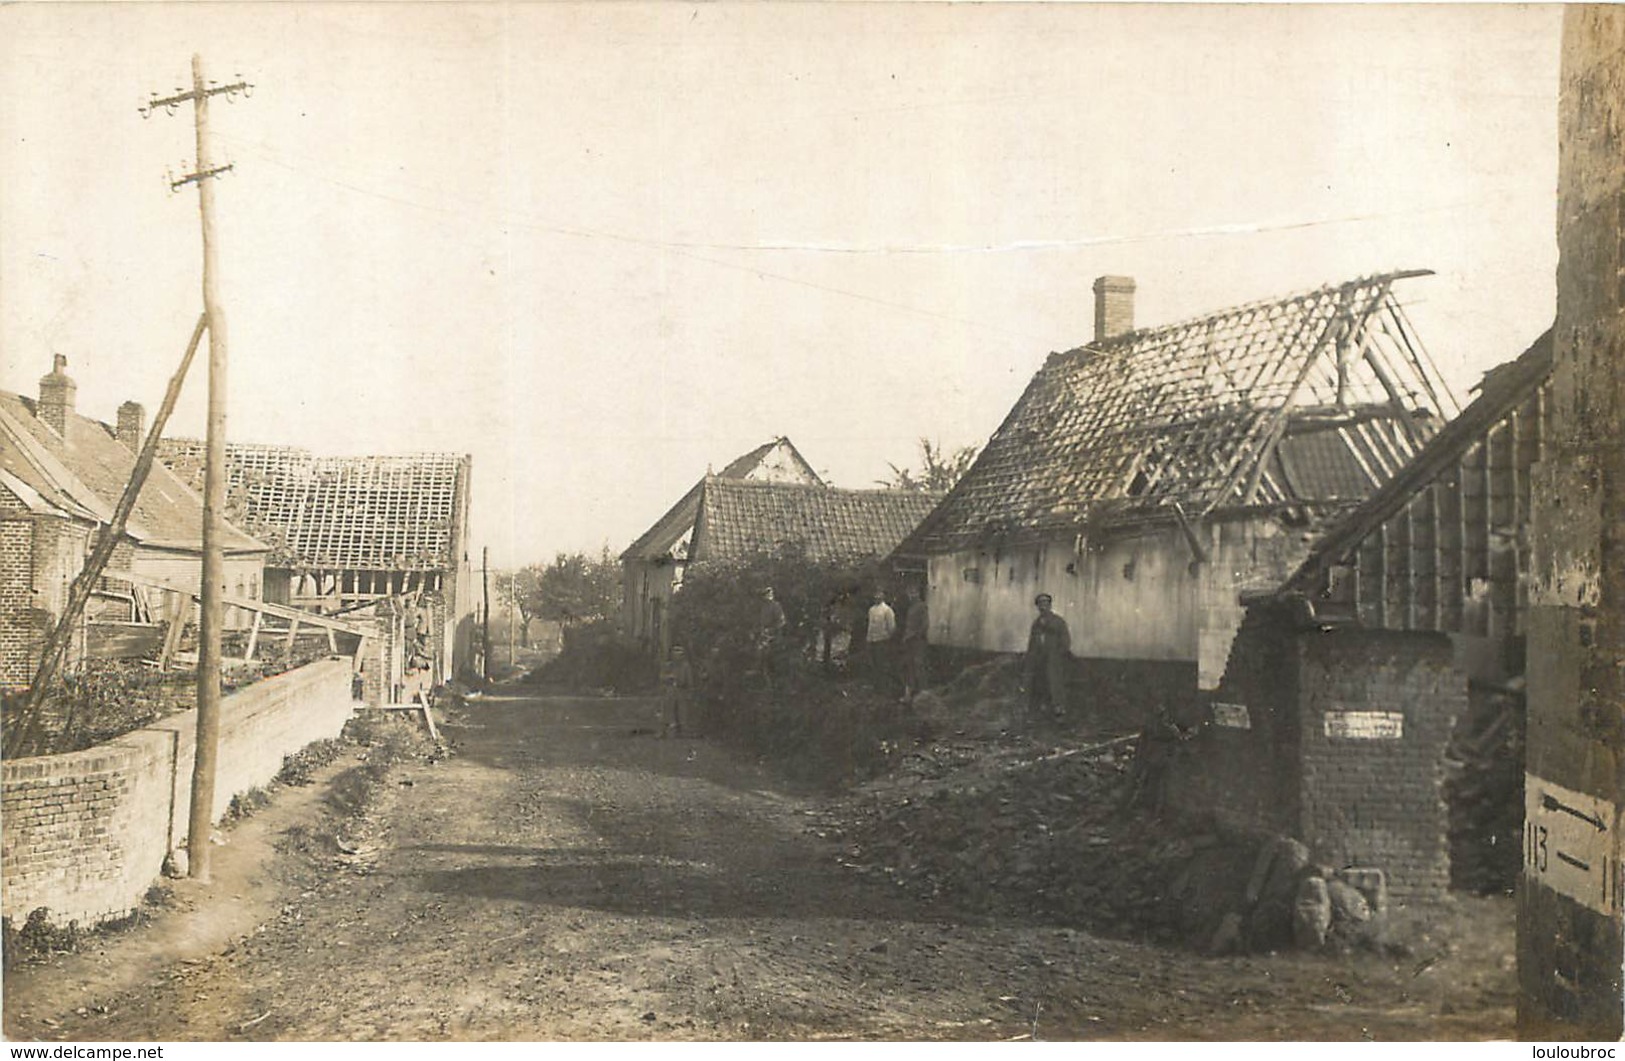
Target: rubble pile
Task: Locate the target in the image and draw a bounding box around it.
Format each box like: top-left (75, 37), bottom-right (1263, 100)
top-left (818, 728), bottom-right (1394, 954)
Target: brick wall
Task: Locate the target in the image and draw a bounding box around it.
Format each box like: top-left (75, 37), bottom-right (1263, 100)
top-left (0, 518), bottom-right (36, 687)
top-left (358, 612), bottom-right (393, 706)
top-left (1296, 627), bottom-right (1463, 902)
top-left (1169, 604), bottom-right (1464, 901)
top-left (1, 657), bottom-right (355, 927)
top-left (1, 514), bottom-right (93, 691)
top-left (1167, 605), bottom-right (1302, 836)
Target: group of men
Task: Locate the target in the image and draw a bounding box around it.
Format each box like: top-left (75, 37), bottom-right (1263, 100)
top-left (854, 585), bottom-right (931, 704)
top-left (754, 582), bottom-right (1074, 716)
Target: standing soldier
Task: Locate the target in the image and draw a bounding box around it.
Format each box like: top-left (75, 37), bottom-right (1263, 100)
top-left (1025, 592), bottom-right (1071, 720)
top-left (757, 586), bottom-right (788, 692)
top-left (900, 584), bottom-right (929, 706)
top-left (865, 589), bottom-right (897, 694)
top-left (660, 645), bottom-right (695, 737)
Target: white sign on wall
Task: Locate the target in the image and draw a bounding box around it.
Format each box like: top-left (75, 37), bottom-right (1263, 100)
top-left (1323, 710), bottom-right (1404, 740)
top-left (1211, 702), bottom-right (1251, 729)
top-left (1524, 774), bottom-right (1622, 916)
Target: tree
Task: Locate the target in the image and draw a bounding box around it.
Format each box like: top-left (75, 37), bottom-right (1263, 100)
top-left (882, 437), bottom-right (980, 493)
top-left (533, 547), bottom-right (621, 627)
top-left (496, 564), bottom-right (546, 646)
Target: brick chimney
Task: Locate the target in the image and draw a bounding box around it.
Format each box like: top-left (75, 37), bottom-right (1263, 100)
top-left (1093, 275), bottom-right (1136, 343)
top-left (37, 354), bottom-right (76, 435)
top-left (116, 401), bottom-right (145, 453)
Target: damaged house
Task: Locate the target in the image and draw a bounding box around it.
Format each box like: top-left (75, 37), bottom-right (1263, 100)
top-left (895, 272), bottom-right (1459, 716)
top-left (1172, 329), bottom-right (1554, 901)
top-left (0, 356), bottom-right (268, 686)
top-left (621, 437), bottom-right (822, 654)
top-left (158, 440), bottom-right (475, 696)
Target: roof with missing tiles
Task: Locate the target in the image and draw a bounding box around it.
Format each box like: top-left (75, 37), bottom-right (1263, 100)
top-left (900, 272), bottom-right (1457, 554)
top-left (158, 439), bottom-right (469, 571)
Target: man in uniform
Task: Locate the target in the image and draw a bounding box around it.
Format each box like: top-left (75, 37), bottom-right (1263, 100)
top-left (1025, 592), bottom-right (1071, 720)
top-left (865, 589), bottom-right (897, 694)
top-left (758, 586), bottom-right (788, 691)
top-left (900, 584), bottom-right (929, 705)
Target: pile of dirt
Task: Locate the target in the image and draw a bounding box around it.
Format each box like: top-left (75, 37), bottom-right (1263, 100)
top-left (817, 726), bottom-right (1395, 955)
top-left (908, 658), bottom-right (1028, 738)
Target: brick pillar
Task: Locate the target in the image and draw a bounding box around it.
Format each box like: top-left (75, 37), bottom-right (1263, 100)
top-left (1518, 7), bottom-right (1625, 1039)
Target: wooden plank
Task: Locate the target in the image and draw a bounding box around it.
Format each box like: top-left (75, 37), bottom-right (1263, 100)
top-left (1336, 425), bottom-right (1383, 489)
top-left (158, 591), bottom-right (188, 670)
top-left (86, 623), bottom-right (165, 660)
top-left (1376, 523), bottom-right (1389, 628)
top-left (285, 615), bottom-right (301, 653)
top-left (1482, 430), bottom-right (1494, 640)
top-left (1403, 500), bottom-right (1416, 629)
top-left (106, 569), bottom-right (372, 637)
top-left (416, 688), bottom-right (441, 742)
top-left (1429, 484), bottom-right (1442, 631)
top-left (245, 610), bottom-right (263, 661)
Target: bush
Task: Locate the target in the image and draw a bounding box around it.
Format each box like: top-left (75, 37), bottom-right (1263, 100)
top-left (669, 547), bottom-right (903, 700)
top-left (1, 661), bottom-right (197, 756)
top-left (669, 547), bottom-right (927, 789)
top-left (527, 618), bottom-right (657, 692)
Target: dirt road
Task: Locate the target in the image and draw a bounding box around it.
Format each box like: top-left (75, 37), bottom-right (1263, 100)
top-left (3, 691), bottom-right (1516, 1041)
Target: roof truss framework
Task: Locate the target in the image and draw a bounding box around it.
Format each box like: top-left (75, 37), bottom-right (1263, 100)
top-left (909, 271), bottom-right (1459, 551)
top-left (1075, 272), bottom-right (1455, 515)
top-left (1282, 331), bottom-right (1553, 639)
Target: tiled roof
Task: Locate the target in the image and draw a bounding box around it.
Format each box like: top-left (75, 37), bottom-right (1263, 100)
top-left (621, 480), bottom-right (706, 563)
top-left (621, 437), bottom-right (825, 562)
top-left (691, 478), bottom-right (940, 564)
top-left (903, 272), bottom-right (1456, 553)
top-left (0, 391), bottom-right (265, 553)
top-left (158, 440), bottom-right (468, 571)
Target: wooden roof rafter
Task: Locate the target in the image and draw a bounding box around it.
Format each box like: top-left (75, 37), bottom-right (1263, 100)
top-left (898, 270), bottom-right (1458, 554)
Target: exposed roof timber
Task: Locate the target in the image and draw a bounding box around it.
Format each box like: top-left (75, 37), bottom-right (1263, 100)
top-left (900, 271), bottom-right (1454, 554)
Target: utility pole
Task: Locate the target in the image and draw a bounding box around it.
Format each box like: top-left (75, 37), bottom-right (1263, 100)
top-left (481, 547), bottom-right (492, 682)
top-left (144, 56), bottom-right (251, 883)
top-left (1519, 9), bottom-right (1625, 1037)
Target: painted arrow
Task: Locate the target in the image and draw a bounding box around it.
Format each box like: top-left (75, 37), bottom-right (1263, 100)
top-left (1543, 792), bottom-right (1609, 832)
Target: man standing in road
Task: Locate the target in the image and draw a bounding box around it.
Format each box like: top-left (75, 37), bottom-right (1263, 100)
top-left (866, 589), bottom-right (897, 694)
top-left (1025, 592), bottom-right (1071, 721)
top-left (758, 586), bottom-right (788, 691)
top-left (899, 584), bottom-right (929, 706)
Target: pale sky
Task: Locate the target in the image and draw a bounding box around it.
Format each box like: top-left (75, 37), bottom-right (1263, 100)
top-left (0, 3), bottom-right (1562, 568)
